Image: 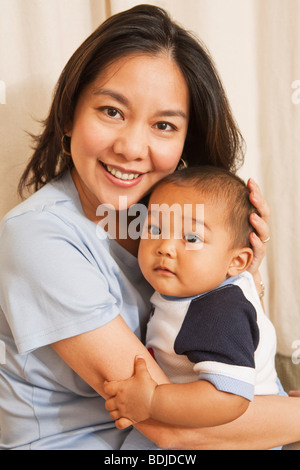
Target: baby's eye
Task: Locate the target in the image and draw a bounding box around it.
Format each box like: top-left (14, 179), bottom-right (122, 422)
top-left (148, 225), bottom-right (161, 236)
top-left (183, 233), bottom-right (202, 243)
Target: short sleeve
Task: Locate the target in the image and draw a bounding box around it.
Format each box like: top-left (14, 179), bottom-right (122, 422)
top-left (0, 210), bottom-right (120, 354)
top-left (174, 285), bottom-right (260, 400)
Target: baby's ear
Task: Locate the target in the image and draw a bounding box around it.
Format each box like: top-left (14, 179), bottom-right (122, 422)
top-left (227, 247), bottom-right (253, 277)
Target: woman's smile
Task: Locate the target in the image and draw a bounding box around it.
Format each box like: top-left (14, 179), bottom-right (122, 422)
top-left (100, 161), bottom-right (146, 186)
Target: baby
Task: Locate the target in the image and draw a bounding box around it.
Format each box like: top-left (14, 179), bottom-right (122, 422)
top-left (104, 166), bottom-right (280, 430)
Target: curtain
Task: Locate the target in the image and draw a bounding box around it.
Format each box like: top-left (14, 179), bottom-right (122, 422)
top-left (1, 0), bottom-right (300, 391)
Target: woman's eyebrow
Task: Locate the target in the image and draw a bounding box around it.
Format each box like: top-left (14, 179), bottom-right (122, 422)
top-left (92, 88), bottom-right (129, 106)
top-left (152, 109), bottom-right (188, 120)
top-left (92, 87), bottom-right (187, 119)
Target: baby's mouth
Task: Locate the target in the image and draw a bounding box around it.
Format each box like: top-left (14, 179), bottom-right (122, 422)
top-left (154, 266), bottom-right (176, 276)
top-left (102, 163), bottom-right (143, 181)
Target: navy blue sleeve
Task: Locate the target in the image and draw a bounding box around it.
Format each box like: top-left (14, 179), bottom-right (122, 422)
top-left (174, 285), bottom-right (259, 368)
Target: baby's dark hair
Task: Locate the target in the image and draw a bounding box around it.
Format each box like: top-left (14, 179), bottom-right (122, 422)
top-left (154, 166), bottom-right (258, 249)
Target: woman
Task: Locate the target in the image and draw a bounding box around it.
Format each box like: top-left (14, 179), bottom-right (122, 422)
top-left (0, 5), bottom-right (298, 450)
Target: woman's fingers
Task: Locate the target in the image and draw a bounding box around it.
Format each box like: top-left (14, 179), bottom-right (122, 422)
top-left (247, 179), bottom-right (271, 274)
top-left (248, 178), bottom-right (270, 222)
top-left (249, 212), bottom-right (270, 244)
top-left (248, 233), bottom-right (265, 275)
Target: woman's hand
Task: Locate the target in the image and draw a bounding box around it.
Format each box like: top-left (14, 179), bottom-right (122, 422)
top-left (247, 178), bottom-right (271, 275)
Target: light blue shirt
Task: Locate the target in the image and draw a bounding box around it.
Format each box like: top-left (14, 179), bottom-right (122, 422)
top-left (0, 171), bottom-right (153, 449)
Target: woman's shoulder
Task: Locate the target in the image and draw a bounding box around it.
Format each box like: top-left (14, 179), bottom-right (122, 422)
top-left (0, 172), bottom-right (87, 240)
top-left (1, 172), bottom-right (76, 224)
top-left (0, 172), bottom-right (88, 265)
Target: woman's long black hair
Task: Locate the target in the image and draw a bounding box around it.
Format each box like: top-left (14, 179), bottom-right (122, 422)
top-left (18, 4), bottom-right (245, 196)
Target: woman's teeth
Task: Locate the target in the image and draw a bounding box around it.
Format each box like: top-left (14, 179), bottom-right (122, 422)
top-left (105, 164), bottom-right (141, 181)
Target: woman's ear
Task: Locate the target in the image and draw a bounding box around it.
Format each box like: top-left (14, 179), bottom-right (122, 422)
top-left (227, 247), bottom-right (253, 277)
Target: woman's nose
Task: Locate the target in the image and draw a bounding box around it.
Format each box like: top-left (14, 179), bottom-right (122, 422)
top-left (113, 123), bottom-right (149, 161)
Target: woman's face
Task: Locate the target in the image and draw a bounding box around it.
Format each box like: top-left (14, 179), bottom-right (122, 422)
top-left (68, 53), bottom-right (190, 220)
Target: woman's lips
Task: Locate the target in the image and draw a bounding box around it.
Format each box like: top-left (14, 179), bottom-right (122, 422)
top-left (100, 161), bottom-right (145, 187)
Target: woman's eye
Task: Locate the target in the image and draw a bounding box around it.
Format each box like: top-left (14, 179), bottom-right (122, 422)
top-left (155, 122), bottom-right (176, 132)
top-left (148, 225), bottom-right (161, 236)
top-left (184, 233), bottom-right (202, 243)
top-left (101, 107), bottom-right (122, 119)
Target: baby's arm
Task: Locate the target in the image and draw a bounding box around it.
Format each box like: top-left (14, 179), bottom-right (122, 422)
top-left (104, 356), bottom-right (249, 429)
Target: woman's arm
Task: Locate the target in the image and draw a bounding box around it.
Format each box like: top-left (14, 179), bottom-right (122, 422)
top-left (52, 315), bottom-right (300, 450)
top-left (51, 314), bottom-right (171, 397)
top-left (105, 356), bottom-right (249, 428)
top-left (141, 395), bottom-right (300, 450)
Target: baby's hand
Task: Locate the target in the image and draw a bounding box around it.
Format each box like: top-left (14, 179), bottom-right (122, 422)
top-left (104, 356), bottom-right (158, 429)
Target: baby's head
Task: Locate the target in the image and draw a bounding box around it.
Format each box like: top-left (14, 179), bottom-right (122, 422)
top-left (156, 166), bottom-right (258, 249)
top-left (138, 166), bottom-right (257, 297)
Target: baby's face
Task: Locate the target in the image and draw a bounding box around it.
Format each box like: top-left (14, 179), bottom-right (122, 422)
top-left (138, 183), bottom-right (237, 297)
